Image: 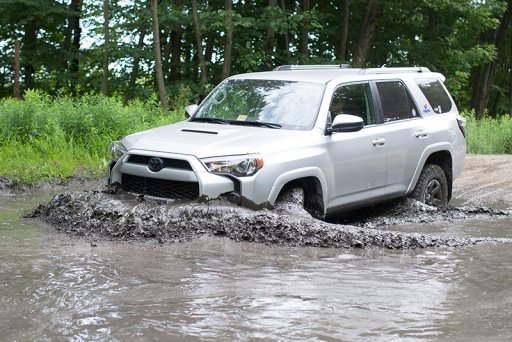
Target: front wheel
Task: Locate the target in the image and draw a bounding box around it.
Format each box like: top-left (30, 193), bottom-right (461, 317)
top-left (411, 164), bottom-right (449, 207)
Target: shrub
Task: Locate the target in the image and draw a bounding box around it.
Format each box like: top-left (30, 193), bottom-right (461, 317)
top-left (463, 110), bottom-right (512, 154)
top-left (0, 90), bottom-right (185, 185)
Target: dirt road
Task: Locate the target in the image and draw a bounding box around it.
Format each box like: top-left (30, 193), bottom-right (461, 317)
top-left (453, 154), bottom-right (512, 208)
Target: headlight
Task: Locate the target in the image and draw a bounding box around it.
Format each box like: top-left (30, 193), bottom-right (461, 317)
top-left (201, 154), bottom-right (263, 177)
top-left (110, 141), bottom-right (127, 161)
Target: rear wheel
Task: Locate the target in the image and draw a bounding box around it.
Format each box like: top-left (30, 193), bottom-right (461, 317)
top-left (411, 164), bottom-right (449, 207)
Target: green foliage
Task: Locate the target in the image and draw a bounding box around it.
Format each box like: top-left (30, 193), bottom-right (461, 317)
top-left (0, 90), bottom-right (186, 185)
top-left (463, 111), bottom-right (512, 154)
top-left (1, 0), bottom-right (510, 106)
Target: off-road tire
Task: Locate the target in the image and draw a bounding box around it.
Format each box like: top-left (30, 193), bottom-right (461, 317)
top-left (411, 163), bottom-right (449, 207)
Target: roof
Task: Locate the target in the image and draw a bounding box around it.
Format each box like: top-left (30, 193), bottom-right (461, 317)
top-left (228, 66), bottom-right (438, 84)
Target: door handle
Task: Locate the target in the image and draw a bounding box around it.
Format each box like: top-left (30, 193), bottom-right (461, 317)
top-left (372, 137), bottom-right (386, 147)
top-left (415, 130), bottom-right (429, 139)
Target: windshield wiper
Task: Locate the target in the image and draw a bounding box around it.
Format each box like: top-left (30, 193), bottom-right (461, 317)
top-left (227, 120), bottom-right (282, 129)
top-left (191, 117), bottom-right (230, 125)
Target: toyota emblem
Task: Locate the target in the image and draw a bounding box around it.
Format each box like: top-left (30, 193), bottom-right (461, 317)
top-left (148, 157), bottom-right (164, 172)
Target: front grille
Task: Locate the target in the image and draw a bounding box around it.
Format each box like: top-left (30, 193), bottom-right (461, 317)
top-left (126, 155), bottom-right (193, 170)
top-left (121, 174), bottom-right (199, 199)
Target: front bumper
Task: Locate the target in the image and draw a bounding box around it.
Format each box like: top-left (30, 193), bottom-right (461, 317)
top-left (108, 150), bottom-right (236, 201)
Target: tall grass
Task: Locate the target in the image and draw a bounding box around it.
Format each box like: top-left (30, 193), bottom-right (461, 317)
top-left (0, 90), bottom-right (184, 185)
top-left (463, 111), bottom-right (512, 154)
top-left (0, 92), bottom-right (510, 186)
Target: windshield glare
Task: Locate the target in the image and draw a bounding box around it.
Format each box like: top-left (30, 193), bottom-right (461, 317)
top-left (193, 79), bottom-right (325, 130)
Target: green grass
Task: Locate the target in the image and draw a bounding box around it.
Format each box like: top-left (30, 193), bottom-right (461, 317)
top-left (0, 90), bottom-right (184, 185)
top-left (0, 92), bottom-right (510, 186)
top-left (463, 111), bottom-right (512, 154)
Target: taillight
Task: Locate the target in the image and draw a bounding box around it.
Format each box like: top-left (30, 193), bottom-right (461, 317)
top-left (456, 116), bottom-right (466, 137)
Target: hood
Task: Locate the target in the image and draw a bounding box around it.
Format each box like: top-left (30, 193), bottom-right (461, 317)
top-left (122, 121), bottom-right (308, 159)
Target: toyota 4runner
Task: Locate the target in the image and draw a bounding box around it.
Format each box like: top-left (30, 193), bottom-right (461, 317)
top-left (108, 65), bottom-right (466, 218)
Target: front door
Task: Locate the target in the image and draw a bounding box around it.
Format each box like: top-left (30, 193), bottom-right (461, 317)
top-left (327, 82), bottom-right (388, 210)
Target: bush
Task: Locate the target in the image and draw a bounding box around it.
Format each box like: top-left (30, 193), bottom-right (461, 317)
top-left (0, 90), bottom-right (186, 185)
top-left (463, 110), bottom-right (512, 154)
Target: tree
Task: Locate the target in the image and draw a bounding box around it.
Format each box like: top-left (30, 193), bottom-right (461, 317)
top-left (13, 38), bottom-right (20, 98)
top-left (299, 0), bottom-right (310, 61)
top-left (276, 0), bottom-right (291, 64)
top-left (150, 0), bottom-right (168, 108)
top-left (169, 0), bottom-right (184, 81)
top-left (102, 0), bottom-right (109, 96)
top-left (338, 0), bottom-right (350, 61)
top-left (352, 0), bottom-right (383, 67)
top-left (221, 0), bottom-right (233, 80)
top-left (125, 22), bottom-right (147, 102)
top-left (0, 0), bottom-right (510, 116)
top-left (264, 0), bottom-right (278, 54)
top-left (471, 0), bottom-right (512, 118)
top-left (191, 0), bottom-right (208, 83)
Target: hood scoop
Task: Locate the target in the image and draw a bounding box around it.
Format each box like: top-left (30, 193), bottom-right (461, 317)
top-left (180, 129), bottom-right (218, 135)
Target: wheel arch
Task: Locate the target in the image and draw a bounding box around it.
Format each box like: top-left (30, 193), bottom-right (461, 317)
top-left (268, 167), bottom-right (327, 218)
top-left (408, 149), bottom-right (453, 201)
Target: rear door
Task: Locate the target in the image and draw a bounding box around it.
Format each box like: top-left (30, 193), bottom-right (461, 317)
top-left (373, 80), bottom-right (429, 196)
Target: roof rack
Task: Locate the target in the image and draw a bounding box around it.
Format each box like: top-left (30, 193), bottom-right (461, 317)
top-left (359, 67), bottom-right (431, 75)
top-left (274, 64), bottom-right (352, 71)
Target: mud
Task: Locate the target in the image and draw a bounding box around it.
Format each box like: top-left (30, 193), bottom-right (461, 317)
top-left (27, 184), bottom-right (512, 249)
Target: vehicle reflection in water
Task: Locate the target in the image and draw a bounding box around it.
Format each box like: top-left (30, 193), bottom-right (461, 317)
top-left (1, 191), bottom-right (512, 341)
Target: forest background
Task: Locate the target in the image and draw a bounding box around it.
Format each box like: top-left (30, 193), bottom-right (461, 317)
top-left (0, 0), bottom-right (511, 185)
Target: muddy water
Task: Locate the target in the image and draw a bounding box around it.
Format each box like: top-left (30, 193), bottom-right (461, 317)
top-left (2, 189), bottom-right (512, 341)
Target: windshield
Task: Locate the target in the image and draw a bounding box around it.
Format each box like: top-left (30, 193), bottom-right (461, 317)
top-left (192, 79), bottom-right (325, 130)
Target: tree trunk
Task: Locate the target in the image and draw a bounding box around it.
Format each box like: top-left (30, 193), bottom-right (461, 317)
top-left (221, 0), bottom-right (233, 80)
top-left (169, 0), bottom-right (183, 81)
top-left (150, 0), bottom-right (169, 108)
top-left (276, 0), bottom-right (291, 64)
top-left (69, 0), bottom-right (82, 85)
top-left (338, 0), bottom-right (349, 61)
top-left (23, 19), bottom-right (37, 89)
top-left (205, 34), bottom-right (215, 65)
top-left (191, 0), bottom-right (208, 83)
top-left (299, 0), bottom-right (310, 61)
top-left (509, 39), bottom-right (512, 117)
top-left (102, 0), bottom-right (109, 96)
top-left (352, 0), bottom-right (383, 68)
top-left (125, 23), bottom-right (147, 102)
top-left (471, 0), bottom-right (512, 118)
top-left (13, 38), bottom-right (21, 98)
top-left (58, 2), bottom-right (73, 89)
top-left (264, 0), bottom-right (278, 54)
top-left (57, 0), bottom-right (81, 92)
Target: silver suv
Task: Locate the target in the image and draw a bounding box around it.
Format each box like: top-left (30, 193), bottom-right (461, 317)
top-left (108, 65), bottom-right (466, 217)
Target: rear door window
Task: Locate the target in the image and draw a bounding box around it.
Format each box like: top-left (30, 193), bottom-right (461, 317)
top-left (415, 78), bottom-right (453, 114)
top-left (375, 81), bottom-right (419, 122)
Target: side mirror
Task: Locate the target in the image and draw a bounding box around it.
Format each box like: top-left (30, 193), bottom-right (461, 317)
top-left (329, 114), bottom-right (364, 133)
top-left (185, 104), bottom-right (199, 118)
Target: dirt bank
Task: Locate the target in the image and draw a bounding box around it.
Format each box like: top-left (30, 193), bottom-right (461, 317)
top-left (452, 154), bottom-right (512, 208)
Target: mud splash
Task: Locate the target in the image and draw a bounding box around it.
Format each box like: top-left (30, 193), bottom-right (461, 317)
top-left (26, 186), bottom-right (512, 249)
top-left (328, 199), bottom-right (512, 229)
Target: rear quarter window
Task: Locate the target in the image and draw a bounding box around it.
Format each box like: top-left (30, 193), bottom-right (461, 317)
top-left (416, 78), bottom-right (453, 114)
top-left (376, 81), bottom-right (419, 122)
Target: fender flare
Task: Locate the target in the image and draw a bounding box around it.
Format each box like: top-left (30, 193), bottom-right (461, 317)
top-left (267, 167), bottom-right (328, 211)
top-left (406, 143), bottom-right (453, 194)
